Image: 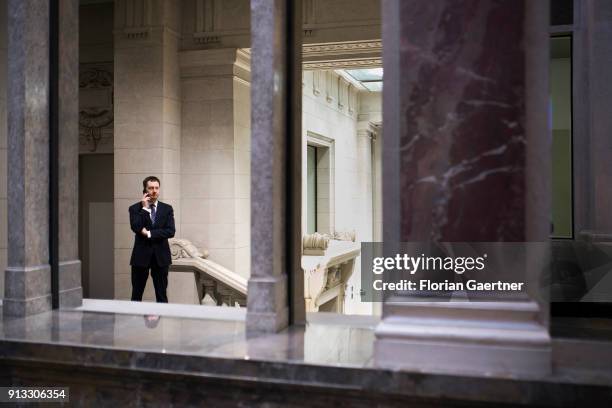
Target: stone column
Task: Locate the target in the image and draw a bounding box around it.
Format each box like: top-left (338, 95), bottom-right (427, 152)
top-left (179, 48), bottom-right (251, 280)
top-left (355, 121), bottom-right (376, 242)
top-left (58, 0), bottom-right (82, 307)
top-left (247, 0), bottom-right (303, 332)
top-left (3, 0), bottom-right (52, 316)
top-left (357, 93), bottom-right (382, 242)
top-left (570, 1), bottom-right (612, 304)
top-left (0, 0), bottom-right (7, 301)
top-left (575, 0), bottom-right (612, 236)
top-left (374, 0), bottom-right (551, 376)
top-left (113, 0), bottom-right (182, 300)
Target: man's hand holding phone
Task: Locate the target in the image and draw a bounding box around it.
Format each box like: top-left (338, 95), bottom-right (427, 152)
top-left (140, 192), bottom-right (151, 237)
top-left (141, 192), bottom-right (151, 209)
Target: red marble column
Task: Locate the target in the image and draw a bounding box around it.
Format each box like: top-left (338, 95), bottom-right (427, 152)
top-left (396, 0), bottom-right (541, 242)
top-left (376, 0), bottom-right (551, 376)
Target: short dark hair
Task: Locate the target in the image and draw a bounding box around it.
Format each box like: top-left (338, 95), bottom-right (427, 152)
top-left (143, 176), bottom-right (161, 190)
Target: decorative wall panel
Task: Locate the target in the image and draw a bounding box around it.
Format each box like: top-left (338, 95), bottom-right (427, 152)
top-left (79, 63), bottom-right (114, 154)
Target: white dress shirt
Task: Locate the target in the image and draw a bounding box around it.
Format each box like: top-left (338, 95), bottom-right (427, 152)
top-left (142, 202), bottom-right (157, 238)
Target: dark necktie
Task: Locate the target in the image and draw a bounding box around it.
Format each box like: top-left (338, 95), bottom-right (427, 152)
top-left (151, 204), bottom-right (156, 224)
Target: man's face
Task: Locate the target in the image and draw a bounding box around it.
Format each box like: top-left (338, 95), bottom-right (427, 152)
top-left (146, 181), bottom-right (160, 202)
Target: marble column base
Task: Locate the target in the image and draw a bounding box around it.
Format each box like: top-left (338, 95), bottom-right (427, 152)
top-left (59, 260), bottom-right (82, 308)
top-left (59, 287), bottom-right (83, 308)
top-left (3, 264), bottom-right (52, 317)
top-left (374, 301), bottom-right (551, 377)
top-left (246, 275), bottom-right (289, 333)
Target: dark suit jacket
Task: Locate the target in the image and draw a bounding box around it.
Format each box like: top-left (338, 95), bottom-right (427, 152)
top-left (129, 201), bottom-right (176, 268)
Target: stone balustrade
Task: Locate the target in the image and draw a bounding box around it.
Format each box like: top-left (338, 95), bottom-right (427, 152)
top-left (169, 238), bottom-right (247, 307)
top-left (302, 235), bottom-right (361, 313)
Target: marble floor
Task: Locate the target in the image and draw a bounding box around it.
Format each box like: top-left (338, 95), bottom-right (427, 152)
top-left (2, 301), bottom-right (612, 407)
top-left (0, 300), bottom-right (378, 368)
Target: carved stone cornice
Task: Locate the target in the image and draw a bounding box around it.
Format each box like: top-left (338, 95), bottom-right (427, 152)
top-left (302, 39), bottom-right (382, 70)
top-left (303, 57), bottom-right (382, 71)
top-left (303, 40), bottom-right (382, 58)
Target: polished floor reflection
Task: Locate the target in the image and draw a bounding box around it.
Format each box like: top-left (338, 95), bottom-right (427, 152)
top-left (0, 303), bottom-right (377, 368)
top-left (2, 304), bottom-right (612, 408)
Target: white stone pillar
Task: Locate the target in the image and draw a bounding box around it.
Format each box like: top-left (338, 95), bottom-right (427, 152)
top-left (113, 0), bottom-right (182, 300)
top-left (355, 122), bottom-right (375, 242)
top-left (179, 48), bottom-right (251, 279)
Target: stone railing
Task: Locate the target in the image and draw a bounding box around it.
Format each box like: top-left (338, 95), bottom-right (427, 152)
top-left (302, 233), bottom-right (361, 313)
top-left (169, 238), bottom-right (247, 307)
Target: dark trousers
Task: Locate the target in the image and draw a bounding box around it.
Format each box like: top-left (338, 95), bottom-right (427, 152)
top-left (131, 254), bottom-right (169, 303)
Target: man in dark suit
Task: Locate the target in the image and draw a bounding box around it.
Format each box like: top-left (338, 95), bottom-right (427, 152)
top-left (129, 176), bottom-right (176, 303)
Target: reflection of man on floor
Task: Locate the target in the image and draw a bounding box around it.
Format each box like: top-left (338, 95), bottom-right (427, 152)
top-left (144, 315), bottom-right (161, 329)
top-left (129, 176), bottom-right (175, 303)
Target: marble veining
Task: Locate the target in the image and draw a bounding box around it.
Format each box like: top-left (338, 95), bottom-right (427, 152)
top-left (398, 0), bottom-right (526, 242)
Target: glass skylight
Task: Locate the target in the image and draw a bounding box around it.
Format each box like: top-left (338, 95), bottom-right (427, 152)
top-left (362, 82), bottom-right (383, 92)
top-left (345, 68), bottom-right (383, 82)
top-left (344, 68), bottom-right (383, 92)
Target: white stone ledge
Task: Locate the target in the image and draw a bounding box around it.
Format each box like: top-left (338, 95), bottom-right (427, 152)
top-left (375, 318), bottom-right (551, 347)
top-left (76, 299), bottom-right (245, 321)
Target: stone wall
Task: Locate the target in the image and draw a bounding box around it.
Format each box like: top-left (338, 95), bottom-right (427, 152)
top-left (301, 70), bottom-right (381, 314)
top-left (113, 0), bottom-right (182, 300)
top-left (78, 3), bottom-right (114, 299)
top-left (179, 48), bottom-right (251, 279)
top-left (79, 2), bottom-right (114, 154)
top-left (179, 0), bottom-right (381, 50)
